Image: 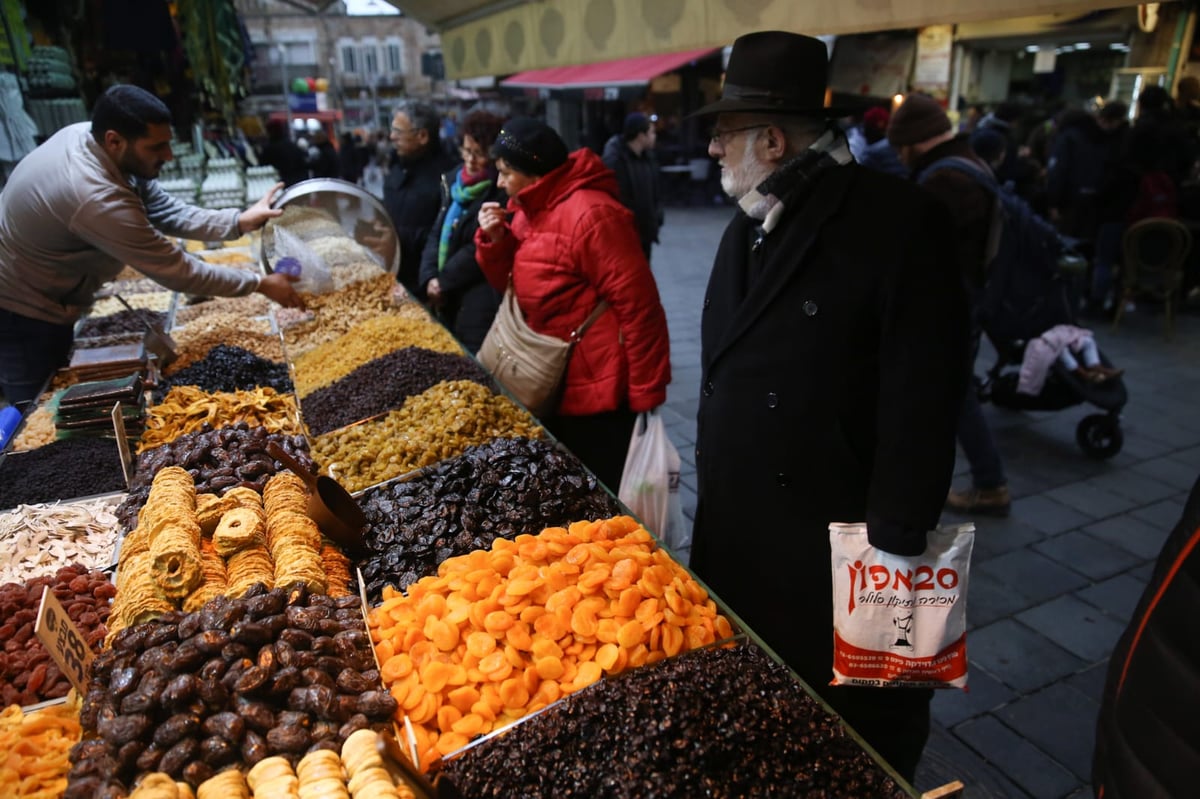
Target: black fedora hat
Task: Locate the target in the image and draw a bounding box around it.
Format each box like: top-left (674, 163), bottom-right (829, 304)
top-left (692, 30), bottom-right (850, 118)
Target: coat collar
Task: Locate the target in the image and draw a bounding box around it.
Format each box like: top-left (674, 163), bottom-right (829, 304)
top-left (705, 164), bottom-right (856, 368)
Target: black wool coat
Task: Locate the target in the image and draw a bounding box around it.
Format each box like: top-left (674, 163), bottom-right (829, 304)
top-left (690, 163), bottom-right (969, 706)
top-left (417, 169), bottom-right (505, 353)
top-left (384, 147), bottom-right (457, 293)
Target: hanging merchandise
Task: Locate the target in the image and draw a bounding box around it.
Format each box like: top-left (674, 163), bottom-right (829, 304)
top-left (176, 0), bottom-right (251, 122)
top-left (0, 72), bottom-right (37, 163)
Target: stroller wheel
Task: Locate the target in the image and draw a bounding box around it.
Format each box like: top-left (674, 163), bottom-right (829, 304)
top-left (1076, 414), bottom-right (1124, 460)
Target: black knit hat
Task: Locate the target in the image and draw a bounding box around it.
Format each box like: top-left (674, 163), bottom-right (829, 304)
top-left (887, 94), bottom-right (952, 147)
top-left (491, 117), bottom-right (568, 176)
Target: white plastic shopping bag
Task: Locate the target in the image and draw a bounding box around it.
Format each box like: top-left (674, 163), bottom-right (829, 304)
top-left (829, 522), bottom-right (975, 689)
top-left (618, 411), bottom-right (690, 552)
top-left (273, 225), bottom-right (335, 294)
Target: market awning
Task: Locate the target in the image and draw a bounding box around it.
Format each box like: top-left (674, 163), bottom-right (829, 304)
top-left (501, 48), bottom-right (717, 90)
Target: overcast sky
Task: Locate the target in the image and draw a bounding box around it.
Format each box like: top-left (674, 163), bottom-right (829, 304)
top-left (345, 0), bottom-right (400, 15)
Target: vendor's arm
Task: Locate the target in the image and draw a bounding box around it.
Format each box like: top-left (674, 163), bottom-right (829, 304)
top-left (70, 187), bottom-right (303, 307)
top-left (139, 180), bottom-right (283, 240)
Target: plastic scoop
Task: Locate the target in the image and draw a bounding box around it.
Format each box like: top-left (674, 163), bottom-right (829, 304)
top-left (265, 441), bottom-right (368, 555)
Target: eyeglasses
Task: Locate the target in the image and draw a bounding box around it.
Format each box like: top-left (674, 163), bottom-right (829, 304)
top-left (390, 126), bottom-right (416, 137)
top-left (460, 146), bottom-right (488, 161)
top-left (709, 124), bottom-right (769, 145)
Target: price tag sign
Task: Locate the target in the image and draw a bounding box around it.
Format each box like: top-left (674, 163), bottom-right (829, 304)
top-left (35, 585), bottom-right (95, 694)
top-left (112, 401), bottom-right (134, 488)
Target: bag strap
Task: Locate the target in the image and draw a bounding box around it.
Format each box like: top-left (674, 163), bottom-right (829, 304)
top-left (505, 273), bottom-right (610, 343)
top-left (570, 300), bottom-right (609, 342)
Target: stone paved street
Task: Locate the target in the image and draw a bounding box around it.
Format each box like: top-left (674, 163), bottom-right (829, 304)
top-left (651, 204), bottom-right (1199, 799)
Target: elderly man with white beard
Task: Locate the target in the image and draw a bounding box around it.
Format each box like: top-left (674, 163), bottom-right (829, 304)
top-left (686, 31), bottom-right (970, 782)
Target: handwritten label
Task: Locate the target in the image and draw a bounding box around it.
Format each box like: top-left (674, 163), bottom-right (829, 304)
top-left (35, 585), bottom-right (94, 694)
top-left (112, 401), bottom-right (134, 488)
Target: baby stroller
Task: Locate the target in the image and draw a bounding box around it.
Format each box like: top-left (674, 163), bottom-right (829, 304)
top-left (977, 246), bottom-right (1129, 460)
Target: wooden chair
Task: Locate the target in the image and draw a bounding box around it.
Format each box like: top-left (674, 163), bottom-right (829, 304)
top-left (1112, 217), bottom-right (1192, 339)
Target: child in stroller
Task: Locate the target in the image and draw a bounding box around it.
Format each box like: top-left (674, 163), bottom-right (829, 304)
top-left (979, 247), bottom-right (1129, 459)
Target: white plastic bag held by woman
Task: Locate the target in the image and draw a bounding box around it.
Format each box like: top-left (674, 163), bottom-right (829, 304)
top-left (618, 411), bottom-right (689, 552)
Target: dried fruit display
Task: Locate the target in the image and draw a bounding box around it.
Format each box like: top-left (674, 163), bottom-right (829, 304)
top-left (358, 437), bottom-right (621, 600)
top-left (0, 497), bottom-right (122, 584)
top-left (368, 516), bottom-right (732, 769)
top-left (115, 423), bottom-right (313, 532)
top-left (292, 315), bottom-right (461, 398)
top-left (0, 437), bottom-right (126, 509)
top-left (10, 405), bottom-right (56, 451)
top-left (66, 585), bottom-right (394, 796)
top-left (0, 565), bottom-right (112, 707)
top-left (169, 313), bottom-right (283, 372)
top-left (174, 294), bottom-right (274, 326)
top-left (138, 387), bottom-right (302, 455)
top-left (153, 345), bottom-right (292, 402)
top-left (300, 347), bottom-right (494, 436)
top-left (0, 694), bottom-right (83, 798)
top-left (311, 381), bottom-right (541, 493)
top-left (77, 309), bottom-right (169, 338)
top-left (442, 642), bottom-right (908, 798)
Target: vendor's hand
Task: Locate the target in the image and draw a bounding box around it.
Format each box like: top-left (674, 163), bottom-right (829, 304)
top-left (426, 277), bottom-right (443, 307)
top-left (478, 201), bottom-right (509, 243)
top-left (257, 271), bottom-right (306, 309)
top-left (238, 182), bottom-right (285, 233)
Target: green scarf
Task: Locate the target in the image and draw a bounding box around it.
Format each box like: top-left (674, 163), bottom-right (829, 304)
top-left (438, 169), bottom-right (493, 271)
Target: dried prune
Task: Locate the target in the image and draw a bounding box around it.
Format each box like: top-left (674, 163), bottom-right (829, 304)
top-left (338, 714), bottom-right (370, 740)
top-left (198, 657), bottom-right (227, 683)
top-left (196, 678), bottom-right (229, 710)
top-left (161, 674), bottom-right (198, 710)
top-left (278, 629), bottom-right (313, 650)
top-left (233, 698), bottom-right (275, 733)
top-left (136, 743), bottom-right (164, 772)
top-left (335, 669), bottom-right (373, 694)
top-left (119, 690), bottom-right (155, 715)
top-left (230, 621), bottom-right (271, 646)
top-left (270, 667), bottom-right (302, 696)
top-left (246, 592), bottom-right (284, 619)
top-left (115, 740), bottom-right (144, 771)
top-left (153, 713), bottom-right (200, 748)
top-left (300, 667), bottom-right (334, 689)
top-left (201, 712), bottom-right (245, 744)
top-left (183, 760), bottom-right (214, 787)
top-left (266, 725), bottom-right (310, 753)
top-left (109, 667), bottom-right (138, 698)
top-left (241, 730), bottom-right (269, 765)
top-left (356, 690), bottom-right (398, 719)
top-left (234, 665), bottom-right (269, 694)
top-left (190, 630), bottom-right (229, 655)
top-left (98, 713), bottom-right (150, 746)
top-left (158, 737), bottom-right (198, 778)
top-left (199, 736), bottom-right (237, 767)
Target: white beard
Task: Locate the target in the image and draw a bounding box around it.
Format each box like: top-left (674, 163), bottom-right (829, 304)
top-left (719, 135), bottom-right (775, 220)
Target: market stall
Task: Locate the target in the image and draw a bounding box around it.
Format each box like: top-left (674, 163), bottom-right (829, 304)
top-left (0, 186), bottom-right (945, 798)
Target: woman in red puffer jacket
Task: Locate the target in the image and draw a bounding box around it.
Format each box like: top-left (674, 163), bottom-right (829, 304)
top-left (475, 117), bottom-right (671, 490)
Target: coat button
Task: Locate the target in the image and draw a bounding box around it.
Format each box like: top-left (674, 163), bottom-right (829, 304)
top-left (694, 447), bottom-right (701, 461)
top-left (703, 380), bottom-right (714, 397)
top-left (803, 300), bottom-right (818, 316)
top-left (703, 296), bottom-right (711, 309)
top-left (776, 472), bottom-right (790, 487)
top-left (766, 392), bottom-right (778, 408)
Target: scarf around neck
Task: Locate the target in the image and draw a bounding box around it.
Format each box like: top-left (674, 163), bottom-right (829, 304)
top-left (438, 167), bottom-right (493, 271)
top-left (739, 125), bottom-right (854, 234)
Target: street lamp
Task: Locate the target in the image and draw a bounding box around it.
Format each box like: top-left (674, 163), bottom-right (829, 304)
top-left (277, 44), bottom-right (293, 137)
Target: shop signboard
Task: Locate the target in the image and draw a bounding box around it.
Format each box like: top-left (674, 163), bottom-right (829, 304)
top-left (912, 25), bottom-right (953, 99)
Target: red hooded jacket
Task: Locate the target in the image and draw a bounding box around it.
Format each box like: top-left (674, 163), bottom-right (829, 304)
top-left (474, 149), bottom-right (670, 416)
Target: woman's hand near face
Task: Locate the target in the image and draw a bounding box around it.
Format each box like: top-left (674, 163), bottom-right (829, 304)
top-left (478, 201), bottom-right (508, 243)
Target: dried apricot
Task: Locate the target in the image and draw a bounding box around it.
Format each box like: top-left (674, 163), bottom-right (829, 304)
top-left (617, 619), bottom-right (645, 648)
top-left (466, 631), bottom-right (497, 658)
top-left (534, 656), bottom-right (565, 681)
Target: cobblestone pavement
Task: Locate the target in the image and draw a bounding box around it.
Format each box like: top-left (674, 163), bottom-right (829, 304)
top-left (652, 204), bottom-right (1198, 799)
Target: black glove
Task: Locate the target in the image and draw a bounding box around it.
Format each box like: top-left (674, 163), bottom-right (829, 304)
top-left (866, 511), bottom-right (927, 556)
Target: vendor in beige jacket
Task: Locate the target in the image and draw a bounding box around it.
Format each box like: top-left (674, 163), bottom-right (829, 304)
top-left (0, 84), bottom-right (304, 407)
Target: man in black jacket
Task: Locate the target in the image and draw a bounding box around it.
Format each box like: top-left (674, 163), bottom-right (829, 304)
top-left (383, 100), bottom-right (456, 295)
top-left (888, 94), bottom-right (1011, 517)
top-left (689, 31), bottom-right (968, 783)
top-left (602, 112), bottom-right (663, 261)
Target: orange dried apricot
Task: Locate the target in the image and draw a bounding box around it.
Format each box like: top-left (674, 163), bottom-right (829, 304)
top-left (534, 656), bottom-right (565, 681)
top-left (465, 631), bottom-right (497, 659)
top-left (617, 619), bottom-right (645, 648)
top-left (595, 643), bottom-right (619, 671)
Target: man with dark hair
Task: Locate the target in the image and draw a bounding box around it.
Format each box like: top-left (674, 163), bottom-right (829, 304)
top-left (602, 112), bottom-right (663, 261)
top-left (383, 100), bottom-right (456, 294)
top-left (689, 32), bottom-right (968, 782)
top-left (0, 84), bottom-right (303, 408)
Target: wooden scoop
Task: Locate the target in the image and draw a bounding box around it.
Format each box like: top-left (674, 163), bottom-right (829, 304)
top-left (265, 441), bottom-right (368, 555)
